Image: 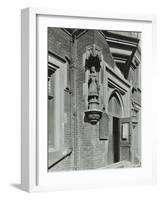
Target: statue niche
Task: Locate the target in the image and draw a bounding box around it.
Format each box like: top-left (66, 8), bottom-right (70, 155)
top-left (84, 44), bottom-right (103, 124)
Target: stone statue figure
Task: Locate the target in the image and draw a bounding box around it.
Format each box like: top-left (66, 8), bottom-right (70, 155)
top-left (88, 66), bottom-right (99, 97)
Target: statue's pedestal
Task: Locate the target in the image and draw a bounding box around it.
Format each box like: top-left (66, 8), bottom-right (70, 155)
top-left (84, 109), bottom-right (103, 124)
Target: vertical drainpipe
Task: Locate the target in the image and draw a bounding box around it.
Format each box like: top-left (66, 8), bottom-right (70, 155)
top-left (71, 34), bottom-right (78, 170)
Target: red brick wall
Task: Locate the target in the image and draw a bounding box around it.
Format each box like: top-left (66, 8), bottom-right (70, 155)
top-left (48, 29), bottom-right (116, 171)
top-left (75, 31), bottom-right (114, 169)
top-left (48, 28), bottom-right (71, 59)
top-left (48, 28), bottom-right (74, 171)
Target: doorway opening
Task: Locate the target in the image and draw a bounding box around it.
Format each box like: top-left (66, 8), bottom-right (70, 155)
top-left (108, 91), bottom-right (123, 163)
top-left (113, 117), bottom-right (120, 163)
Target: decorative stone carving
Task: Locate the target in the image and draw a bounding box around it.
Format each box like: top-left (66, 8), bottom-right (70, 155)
top-left (86, 44), bottom-right (102, 61)
top-left (88, 67), bottom-right (99, 97)
top-left (84, 44), bottom-right (103, 124)
top-left (84, 109), bottom-right (102, 124)
top-left (85, 44), bottom-right (102, 72)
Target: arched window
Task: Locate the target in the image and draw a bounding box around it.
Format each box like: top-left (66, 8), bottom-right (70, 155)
top-left (108, 92), bottom-right (122, 117)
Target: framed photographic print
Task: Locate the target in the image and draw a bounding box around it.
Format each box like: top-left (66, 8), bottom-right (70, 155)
top-left (21, 7), bottom-right (156, 192)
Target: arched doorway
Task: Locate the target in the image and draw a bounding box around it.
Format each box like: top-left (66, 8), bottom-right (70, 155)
top-left (108, 91), bottom-right (126, 163)
top-left (108, 91), bottom-right (131, 163)
top-left (108, 92), bottom-right (123, 117)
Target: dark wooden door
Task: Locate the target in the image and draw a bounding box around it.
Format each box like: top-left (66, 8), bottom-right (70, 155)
top-left (113, 117), bottom-right (120, 163)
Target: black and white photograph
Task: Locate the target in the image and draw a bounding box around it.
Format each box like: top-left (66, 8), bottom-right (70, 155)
top-left (47, 28), bottom-right (141, 172)
top-left (1, 0), bottom-right (158, 196)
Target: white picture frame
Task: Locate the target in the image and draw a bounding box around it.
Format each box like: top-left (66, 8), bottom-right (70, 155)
top-left (21, 7), bottom-right (157, 192)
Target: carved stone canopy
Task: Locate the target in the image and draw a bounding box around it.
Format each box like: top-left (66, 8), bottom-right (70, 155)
top-left (85, 44), bottom-right (102, 72)
top-left (86, 44), bottom-right (102, 59)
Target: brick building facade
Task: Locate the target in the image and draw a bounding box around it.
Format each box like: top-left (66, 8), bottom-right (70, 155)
top-left (47, 28), bottom-right (141, 171)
